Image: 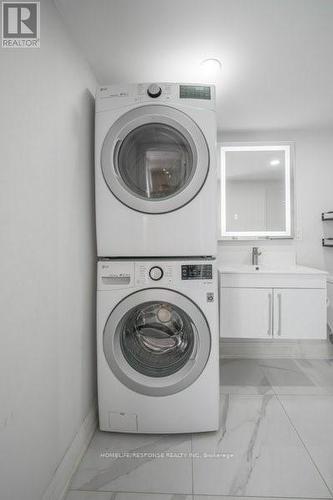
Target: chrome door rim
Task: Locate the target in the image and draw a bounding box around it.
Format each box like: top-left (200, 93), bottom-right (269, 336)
top-left (103, 288), bottom-right (211, 396)
top-left (101, 105), bottom-right (209, 214)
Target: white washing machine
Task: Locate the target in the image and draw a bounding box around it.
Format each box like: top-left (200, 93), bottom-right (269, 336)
top-left (97, 258), bottom-right (219, 433)
top-left (95, 82), bottom-right (217, 258)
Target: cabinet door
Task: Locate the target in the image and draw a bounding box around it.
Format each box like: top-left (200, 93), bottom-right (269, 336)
top-left (273, 289), bottom-right (327, 339)
top-left (220, 288), bottom-right (272, 338)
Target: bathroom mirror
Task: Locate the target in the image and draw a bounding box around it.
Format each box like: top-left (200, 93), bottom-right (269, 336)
top-left (220, 144), bottom-right (293, 239)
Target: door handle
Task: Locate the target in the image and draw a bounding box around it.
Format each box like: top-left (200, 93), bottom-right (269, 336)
top-left (276, 293), bottom-right (282, 336)
top-left (267, 293), bottom-right (272, 336)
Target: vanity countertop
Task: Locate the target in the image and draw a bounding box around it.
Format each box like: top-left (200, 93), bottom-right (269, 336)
top-left (219, 265), bottom-right (327, 275)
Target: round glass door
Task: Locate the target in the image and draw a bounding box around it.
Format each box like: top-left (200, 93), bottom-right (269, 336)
top-left (103, 289), bottom-right (211, 396)
top-left (120, 301), bottom-right (195, 378)
top-left (101, 105), bottom-right (209, 214)
top-left (117, 123), bottom-right (194, 200)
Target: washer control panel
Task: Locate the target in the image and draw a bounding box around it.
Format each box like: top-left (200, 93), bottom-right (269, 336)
top-left (149, 266), bottom-right (164, 281)
top-left (135, 261), bottom-right (214, 286)
top-left (98, 260), bottom-right (215, 290)
top-left (181, 264), bottom-right (213, 280)
top-left (98, 260), bottom-right (134, 290)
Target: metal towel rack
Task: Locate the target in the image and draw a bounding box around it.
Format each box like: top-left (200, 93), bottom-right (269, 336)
top-left (322, 211), bottom-right (333, 221)
top-left (322, 238), bottom-right (333, 247)
top-left (322, 212), bottom-right (333, 246)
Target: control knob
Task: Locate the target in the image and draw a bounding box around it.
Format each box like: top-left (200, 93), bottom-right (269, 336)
top-left (149, 266), bottom-right (164, 281)
top-left (147, 83), bottom-right (162, 98)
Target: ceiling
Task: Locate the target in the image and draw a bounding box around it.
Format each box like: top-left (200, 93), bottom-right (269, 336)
top-left (55, 0), bottom-right (333, 132)
top-left (226, 150), bottom-right (285, 181)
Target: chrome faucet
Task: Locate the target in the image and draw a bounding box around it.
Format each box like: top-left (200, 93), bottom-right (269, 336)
top-left (252, 247), bottom-right (262, 266)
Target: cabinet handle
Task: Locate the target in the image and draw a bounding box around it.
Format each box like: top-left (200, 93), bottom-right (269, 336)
top-left (267, 293), bottom-right (272, 336)
top-left (277, 293), bottom-right (282, 336)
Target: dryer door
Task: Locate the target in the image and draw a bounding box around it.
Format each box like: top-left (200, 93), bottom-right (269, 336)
top-left (103, 288), bottom-right (211, 396)
top-left (101, 105), bottom-right (209, 214)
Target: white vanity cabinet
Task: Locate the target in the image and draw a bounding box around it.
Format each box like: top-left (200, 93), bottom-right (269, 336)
top-left (219, 267), bottom-right (327, 340)
top-left (220, 288), bottom-right (272, 339)
top-left (272, 288), bottom-right (326, 339)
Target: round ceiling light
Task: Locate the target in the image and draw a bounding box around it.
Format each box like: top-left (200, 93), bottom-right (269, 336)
top-left (200, 58), bottom-right (222, 79)
top-left (270, 159), bottom-right (281, 166)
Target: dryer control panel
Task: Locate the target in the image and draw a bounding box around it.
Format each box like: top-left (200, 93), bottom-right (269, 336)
top-left (95, 82), bottom-right (215, 112)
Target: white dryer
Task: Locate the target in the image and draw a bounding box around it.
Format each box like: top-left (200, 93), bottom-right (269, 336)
top-left (95, 82), bottom-right (217, 258)
top-left (97, 258), bottom-right (219, 433)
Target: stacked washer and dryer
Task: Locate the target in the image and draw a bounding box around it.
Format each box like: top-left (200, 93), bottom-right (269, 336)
top-left (95, 82), bottom-right (219, 433)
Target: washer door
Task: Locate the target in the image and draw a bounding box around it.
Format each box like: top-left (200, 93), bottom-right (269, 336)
top-left (103, 288), bottom-right (211, 396)
top-left (101, 105), bottom-right (209, 214)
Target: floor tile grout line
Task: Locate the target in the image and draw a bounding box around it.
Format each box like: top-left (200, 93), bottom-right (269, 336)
top-left (195, 496), bottom-right (333, 499)
top-left (193, 495), bottom-right (333, 499)
top-left (68, 487), bottom-right (194, 496)
top-left (273, 389), bottom-right (333, 499)
top-left (67, 487), bottom-right (333, 499)
top-left (271, 391), bottom-right (333, 396)
top-left (220, 390), bottom-right (333, 396)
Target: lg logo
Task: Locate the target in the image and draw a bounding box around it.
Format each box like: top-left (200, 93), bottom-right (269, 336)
top-left (2, 2), bottom-right (40, 48)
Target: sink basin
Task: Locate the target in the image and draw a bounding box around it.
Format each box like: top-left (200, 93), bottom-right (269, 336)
top-left (220, 264), bottom-right (327, 275)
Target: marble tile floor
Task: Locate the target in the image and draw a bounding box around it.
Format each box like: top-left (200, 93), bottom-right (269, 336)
top-left (65, 358), bottom-right (333, 500)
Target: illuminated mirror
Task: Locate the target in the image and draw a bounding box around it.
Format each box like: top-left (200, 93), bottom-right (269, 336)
top-left (220, 144), bottom-right (293, 239)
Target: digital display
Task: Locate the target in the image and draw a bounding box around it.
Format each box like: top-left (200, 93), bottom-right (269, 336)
top-left (181, 264), bottom-right (213, 280)
top-left (179, 85), bottom-right (211, 100)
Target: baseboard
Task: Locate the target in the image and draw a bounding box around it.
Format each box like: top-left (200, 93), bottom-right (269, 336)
top-left (42, 401), bottom-right (98, 500)
top-left (219, 338), bottom-right (333, 359)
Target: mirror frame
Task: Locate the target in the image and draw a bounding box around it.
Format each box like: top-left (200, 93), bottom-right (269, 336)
top-left (220, 142), bottom-right (294, 240)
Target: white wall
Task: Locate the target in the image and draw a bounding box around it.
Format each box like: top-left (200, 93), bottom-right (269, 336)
top-left (226, 180), bottom-right (266, 231)
top-left (226, 180), bottom-right (284, 231)
top-left (0, 1), bottom-right (97, 499)
top-left (218, 129), bottom-right (333, 275)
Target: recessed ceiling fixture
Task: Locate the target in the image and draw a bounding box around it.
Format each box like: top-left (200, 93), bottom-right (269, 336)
top-left (200, 58), bottom-right (222, 79)
top-left (270, 159), bottom-right (281, 166)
